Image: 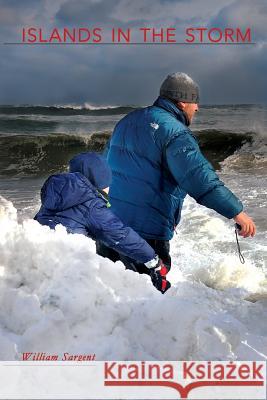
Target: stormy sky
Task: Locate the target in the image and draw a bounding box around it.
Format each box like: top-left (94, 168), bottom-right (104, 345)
top-left (0, 0), bottom-right (266, 105)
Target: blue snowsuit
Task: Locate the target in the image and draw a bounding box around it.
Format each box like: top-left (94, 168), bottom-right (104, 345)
top-left (105, 97), bottom-right (243, 240)
top-left (34, 153), bottom-right (155, 263)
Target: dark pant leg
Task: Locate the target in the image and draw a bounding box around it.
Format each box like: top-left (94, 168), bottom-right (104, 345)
top-left (96, 241), bottom-right (140, 272)
top-left (128, 239), bottom-right (171, 274)
top-left (147, 239), bottom-right (171, 267)
top-left (96, 241), bottom-right (120, 263)
top-left (96, 239), bottom-right (171, 275)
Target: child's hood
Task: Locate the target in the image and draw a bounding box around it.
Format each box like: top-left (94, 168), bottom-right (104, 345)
top-left (40, 172), bottom-right (96, 211)
top-left (69, 152), bottom-right (112, 190)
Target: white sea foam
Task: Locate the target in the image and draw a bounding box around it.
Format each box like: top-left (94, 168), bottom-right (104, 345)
top-left (83, 102), bottom-right (119, 110)
top-left (51, 103), bottom-right (120, 110)
top-left (0, 195), bottom-right (266, 361)
top-left (220, 133), bottom-right (267, 173)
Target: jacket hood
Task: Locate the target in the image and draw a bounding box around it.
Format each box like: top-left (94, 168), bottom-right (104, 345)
top-left (41, 172), bottom-right (95, 211)
top-left (153, 96), bottom-right (190, 126)
top-left (69, 152), bottom-right (112, 190)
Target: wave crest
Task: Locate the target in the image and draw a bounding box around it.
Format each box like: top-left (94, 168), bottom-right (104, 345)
top-left (0, 129), bottom-right (264, 177)
top-left (0, 104), bottom-right (136, 116)
top-left (0, 132), bottom-right (110, 177)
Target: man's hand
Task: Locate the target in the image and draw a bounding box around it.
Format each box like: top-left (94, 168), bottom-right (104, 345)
top-left (234, 211), bottom-right (256, 238)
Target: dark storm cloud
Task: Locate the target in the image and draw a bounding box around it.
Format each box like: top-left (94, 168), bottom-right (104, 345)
top-left (56, 0), bottom-right (120, 25)
top-left (0, 0), bottom-right (266, 105)
top-left (0, 0), bottom-right (44, 25)
top-left (55, 0), bottom-right (188, 30)
top-left (209, 0), bottom-right (267, 41)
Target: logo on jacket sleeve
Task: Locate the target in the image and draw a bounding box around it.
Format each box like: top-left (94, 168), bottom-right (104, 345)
top-left (150, 122), bottom-right (159, 129)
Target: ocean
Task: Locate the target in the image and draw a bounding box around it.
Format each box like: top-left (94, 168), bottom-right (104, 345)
top-left (0, 103), bottom-right (266, 220)
top-left (0, 103), bottom-right (266, 361)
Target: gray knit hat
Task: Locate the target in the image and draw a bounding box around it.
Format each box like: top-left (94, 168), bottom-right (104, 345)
top-left (160, 72), bottom-right (200, 103)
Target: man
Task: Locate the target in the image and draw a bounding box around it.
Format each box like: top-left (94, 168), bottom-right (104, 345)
top-left (97, 72), bottom-right (256, 274)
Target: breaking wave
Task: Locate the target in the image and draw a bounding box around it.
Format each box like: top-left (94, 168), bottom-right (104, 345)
top-left (0, 132), bottom-right (110, 176)
top-left (0, 104), bottom-right (136, 116)
top-left (195, 129), bottom-right (254, 168)
top-left (220, 133), bottom-right (267, 174)
top-left (0, 129), bottom-right (265, 177)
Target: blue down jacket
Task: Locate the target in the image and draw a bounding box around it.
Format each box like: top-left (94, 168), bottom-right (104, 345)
top-left (34, 172), bottom-right (155, 263)
top-left (106, 96), bottom-right (243, 240)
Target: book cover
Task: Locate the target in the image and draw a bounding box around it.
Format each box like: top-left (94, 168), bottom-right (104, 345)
top-left (0, 0), bottom-right (266, 398)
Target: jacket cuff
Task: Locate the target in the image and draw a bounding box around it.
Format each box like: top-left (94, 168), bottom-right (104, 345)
top-left (225, 202), bottom-right (243, 219)
top-left (144, 255), bottom-right (159, 269)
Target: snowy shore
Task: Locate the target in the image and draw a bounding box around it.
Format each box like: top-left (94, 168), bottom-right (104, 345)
top-left (0, 195), bottom-right (266, 361)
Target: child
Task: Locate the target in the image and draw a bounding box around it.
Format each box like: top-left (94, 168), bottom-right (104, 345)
top-left (35, 152), bottom-right (170, 293)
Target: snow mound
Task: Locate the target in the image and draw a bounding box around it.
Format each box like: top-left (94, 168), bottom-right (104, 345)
top-left (0, 196), bottom-right (266, 361)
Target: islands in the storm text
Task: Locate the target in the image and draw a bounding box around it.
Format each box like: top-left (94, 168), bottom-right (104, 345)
top-left (21, 27), bottom-right (252, 44)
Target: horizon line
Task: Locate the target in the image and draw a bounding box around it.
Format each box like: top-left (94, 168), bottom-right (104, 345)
top-left (0, 103), bottom-right (265, 107)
